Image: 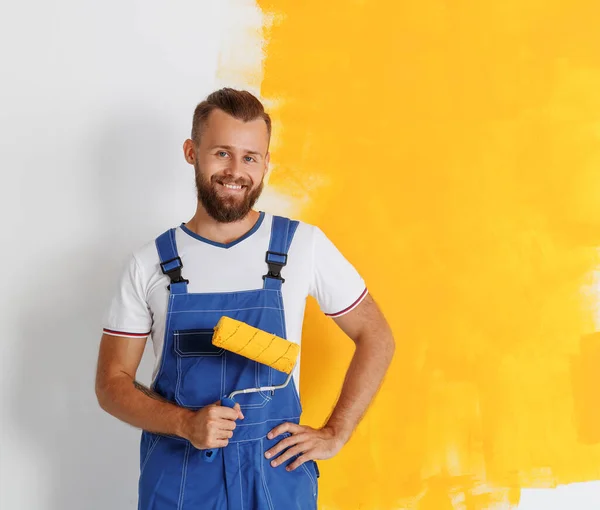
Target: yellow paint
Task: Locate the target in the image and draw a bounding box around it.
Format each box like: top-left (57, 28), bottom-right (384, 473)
top-left (212, 316), bottom-right (299, 374)
top-left (254, 1), bottom-right (600, 508)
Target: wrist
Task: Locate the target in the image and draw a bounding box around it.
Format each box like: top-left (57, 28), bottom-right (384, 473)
top-left (175, 408), bottom-right (195, 441)
top-left (323, 421), bottom-right (353, 446)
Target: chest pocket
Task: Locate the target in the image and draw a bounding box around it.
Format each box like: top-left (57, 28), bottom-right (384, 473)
top-left (175, 329), bottom-right (223, 356)
top-left (174, 329), bottom-right (225, 408)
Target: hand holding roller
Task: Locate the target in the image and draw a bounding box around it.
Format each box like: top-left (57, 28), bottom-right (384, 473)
top-left (203, 317), bottom-right (300, 462)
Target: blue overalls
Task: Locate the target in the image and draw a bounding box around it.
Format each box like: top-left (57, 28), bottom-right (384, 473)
top-left (138, 215), bottom-right (319, 510)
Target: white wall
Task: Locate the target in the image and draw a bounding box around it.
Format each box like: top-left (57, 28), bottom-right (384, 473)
top-left (4, 2), bottom-right (600, 509)
top-left (0, 1), bottom-right (265, 508)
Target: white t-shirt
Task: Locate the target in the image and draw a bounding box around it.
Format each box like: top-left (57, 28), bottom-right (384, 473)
top-left (102, 211), bottom-right (368, 390)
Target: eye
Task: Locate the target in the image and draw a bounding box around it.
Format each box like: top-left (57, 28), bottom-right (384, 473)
top-left (244, 156), bottom-right (256, 163)
top-left (217, 151), bottom-right (229, 158)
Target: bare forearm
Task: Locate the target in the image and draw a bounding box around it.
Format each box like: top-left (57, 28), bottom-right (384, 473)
top-left (325, 332), bottom-right (395, 442)
top-left (96, 375), bottom-right (193, 438)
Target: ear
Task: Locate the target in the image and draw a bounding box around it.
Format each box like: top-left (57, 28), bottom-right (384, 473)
top-left (264, 152), bottom-right (270, 174)
top-left (183, 139), bottom-right (196, 165)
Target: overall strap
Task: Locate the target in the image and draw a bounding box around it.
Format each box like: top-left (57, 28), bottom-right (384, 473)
top-left (155, 228), bottom-right (189, 294)
top-left (263, 216), bottom-right (299, 291)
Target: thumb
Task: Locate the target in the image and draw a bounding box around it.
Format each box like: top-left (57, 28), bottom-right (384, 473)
top-left (233, 402), bottom-right (245, 420)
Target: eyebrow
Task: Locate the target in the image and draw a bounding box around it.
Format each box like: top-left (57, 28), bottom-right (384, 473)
top-left (210, 145), bottom-right (263, 157)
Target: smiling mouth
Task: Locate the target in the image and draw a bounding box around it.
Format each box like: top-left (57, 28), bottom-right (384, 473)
top-left (217, 181), bottom-right (247, 191)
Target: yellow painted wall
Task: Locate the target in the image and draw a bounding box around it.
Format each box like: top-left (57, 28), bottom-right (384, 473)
top-left (257, 1), bottom-right (600, 508)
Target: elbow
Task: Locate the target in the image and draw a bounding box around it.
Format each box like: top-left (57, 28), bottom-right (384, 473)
top-left (95, 379), bottom-right (109, 411)
top-left (355, 328), bottom-right (395, 362)
top-left (375, 324), bottom-right (396, 365)
top-left (384, 333), bottom-right (396, 363)
top-left (95, 375), bottom-right (118, 413)
top-left (388, 333), bottom-right (396, 354)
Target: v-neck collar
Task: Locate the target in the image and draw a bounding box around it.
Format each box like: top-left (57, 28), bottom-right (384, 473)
top-left (180, 211), bottom-right (266, 249)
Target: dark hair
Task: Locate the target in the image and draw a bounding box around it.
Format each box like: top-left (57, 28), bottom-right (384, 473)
top-left (191, 88), bottom-right (271, 144)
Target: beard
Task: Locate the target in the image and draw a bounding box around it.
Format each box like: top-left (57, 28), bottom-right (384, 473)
top-left (194, 162), bottom-right (264, 223)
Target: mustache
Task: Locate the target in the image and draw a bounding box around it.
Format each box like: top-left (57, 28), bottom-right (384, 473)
top-left (211, 175), bottom-right (251, 187)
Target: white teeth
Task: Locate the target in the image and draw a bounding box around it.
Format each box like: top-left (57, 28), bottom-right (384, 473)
top-left (223, 183), bottom-right (242, 190)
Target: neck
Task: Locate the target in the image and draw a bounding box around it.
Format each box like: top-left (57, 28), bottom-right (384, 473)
top-left (184, 205), bottom-right (261, 245)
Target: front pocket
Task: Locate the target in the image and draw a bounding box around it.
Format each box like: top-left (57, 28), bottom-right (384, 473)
top-left (140, 433), bottom-right (162, 477)
top-left (276, 432), bottom-right (318, 496)
top-left (311, 460), bottom-right (320, 479)
top-left (174, 329), bottom-right (225, 408)
top-left (262, 433), bottom-right (318, 508)
top-left (175, 329), bottom-right (224, 356)
top-left (300, 462), bottom-right (318, 498)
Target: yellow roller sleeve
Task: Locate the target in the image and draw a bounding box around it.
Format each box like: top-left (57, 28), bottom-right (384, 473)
top-left (212, 316), bottom-right (300, 374)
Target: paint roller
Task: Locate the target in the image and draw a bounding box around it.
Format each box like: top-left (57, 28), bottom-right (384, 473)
top-left (203, 316), bottom-right (300, 461)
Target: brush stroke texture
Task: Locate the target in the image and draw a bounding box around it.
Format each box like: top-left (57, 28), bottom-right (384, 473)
top-left (255, 1), bottom-right (600, 508)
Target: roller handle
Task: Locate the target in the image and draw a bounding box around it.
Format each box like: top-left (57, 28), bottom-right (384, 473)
top-left (203, 397), bottom-right (237, 462)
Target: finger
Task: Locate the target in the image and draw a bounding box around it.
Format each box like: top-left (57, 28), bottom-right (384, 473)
top-left (209, 438), bottom-right (229, 449)
top-left (269, 445), bottom-right (306, 468)
top-left (193, 438), bottom-right (228, 451)
top-left (208, 405), bottom-right (240, 421)
top-left (264, 433), bottom-right (308, 460)
top-left (215, 429), bottom-right (234, 440)
top-left (286, 453), bottom-right (311, 472)
top-left (205, 418), bottom-right (236, 438)
top-left (214, 418), bottom-right (237, 431)
top-left (205, 415), bottom-right (236, 433)
top-left (209, 424), bottom-right (234, 441)
top-left (268, 422), bottom-right (304, 439)
top-left (208, 400), bottom-right (243, 420)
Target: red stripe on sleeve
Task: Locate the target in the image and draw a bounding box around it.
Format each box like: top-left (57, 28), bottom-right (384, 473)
top-left (103, 328), bottom-right (150, 338)
top-left (325, 287), bottom-right (369, 318)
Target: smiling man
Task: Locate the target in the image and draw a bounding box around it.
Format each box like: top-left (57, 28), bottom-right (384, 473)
top-left (95, 88), bottom-right (395, 510)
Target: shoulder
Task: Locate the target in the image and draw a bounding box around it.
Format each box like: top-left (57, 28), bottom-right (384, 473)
top-left (125, 227), bottom-right (177, 278)
top-left (270, 214), bottom-right (319, 252)
top-left (269, 214), bottom-right (346, 257)
top-left (266, 213), bottom-right (317, 236)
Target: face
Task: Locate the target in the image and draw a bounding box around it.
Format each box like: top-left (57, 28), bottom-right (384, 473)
top-left (184, 108), bottom-right (270, 223)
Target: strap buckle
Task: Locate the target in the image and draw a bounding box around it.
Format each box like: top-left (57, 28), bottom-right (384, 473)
top-left (160, 256), bottom-right (189, 289)
top-left (262, 251), bottom-right (287, 283)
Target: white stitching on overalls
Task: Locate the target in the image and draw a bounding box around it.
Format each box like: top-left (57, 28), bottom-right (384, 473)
top-left (301, 463), bottom-right (317, 497)
top-left (172, 307), bottom-right (283, 313)
top-left (175, 352), bottom-right (183, 406)
top-left (237, 443), bottom-right (244, 510)
top-left (140, 434), bottom-right (162, 477)
top-left (181, 288), bottom-right (281, 295)
top-left (259, 438), bottom-right (275, 510)
top-left (276, 290), bottom-right (287, 340)
top-left (234, 416), bottom-right (301, 428)
top-left (221, 347), bottom-right (226, 397)
top-left (239, 395), bottom-right (271, 409)
top-left (174, 338), bottom-right (225, 408)
top-left (151, 294), bottom-right (174, 390)
top-left (174, 330), bottom-right (225, 357)
top-left (168, 229), bottom-right (177, 258)
top-left (177, 442), bottom-right (191, 510)
top-left (253, 361), bottom-right (271, 403)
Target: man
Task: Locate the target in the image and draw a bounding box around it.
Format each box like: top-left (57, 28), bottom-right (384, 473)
top-left (95, 88), bottom-right (395, 509)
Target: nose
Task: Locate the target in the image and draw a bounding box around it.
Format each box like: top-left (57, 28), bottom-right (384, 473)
top-left (222, 158), bottom-right (247, 184)
top-left (223, 156), bottom-right (242, 175)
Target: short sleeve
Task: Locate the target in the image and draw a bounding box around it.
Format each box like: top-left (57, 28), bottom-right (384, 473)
top-left (308, 226), bottom-right (368, 318)
top-left (102, 254), bottom-right (152, 338)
